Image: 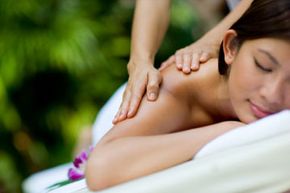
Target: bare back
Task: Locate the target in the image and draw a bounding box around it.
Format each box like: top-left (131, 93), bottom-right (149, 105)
top-left (98, 59), bottom-right (233, 144)
top-left (160, 58), bottom-right (233, 129)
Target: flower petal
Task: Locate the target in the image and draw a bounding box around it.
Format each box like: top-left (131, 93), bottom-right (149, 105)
top-left (68, 146), bottom-right (95, 181)
top-left (79, 151), bottom-right (88, 161)
top-left (73, 157), bottom-right (82, 168)
top-left (88, 146), bottom-right (94, 153)
top-left (68, 168), bottom-right (84, 181)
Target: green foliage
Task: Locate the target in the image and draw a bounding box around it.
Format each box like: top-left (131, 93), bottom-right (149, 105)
top-left (0, 0), bottom-right (201, 192)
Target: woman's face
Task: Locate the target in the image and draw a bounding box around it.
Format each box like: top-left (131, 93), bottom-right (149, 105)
top-left (226, 37), bottom-right (290, 123)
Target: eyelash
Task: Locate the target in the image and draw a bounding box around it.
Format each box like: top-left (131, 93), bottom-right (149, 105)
top-left (254, 58), bottom-right (272, 72)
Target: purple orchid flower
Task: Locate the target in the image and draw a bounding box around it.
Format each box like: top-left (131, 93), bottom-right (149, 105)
top-left (68, 146), bottom-right (94, 181)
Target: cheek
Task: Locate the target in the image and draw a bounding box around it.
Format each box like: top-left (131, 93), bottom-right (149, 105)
top-left (227, 57), bottom-right (261, 103)
top-left (227, 61), bottom-right (259, 123)
top-left (284, 89), bottom-right (290, 109)
top-left (228, 62), bottom-right (251, 95)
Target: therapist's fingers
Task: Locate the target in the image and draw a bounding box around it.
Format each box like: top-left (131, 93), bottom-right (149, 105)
top-left (113, 67), bottom-right (150, 123)
top-left (126, 84), bottom-right (145, 118)
top-left (199, 52), bottom-right (210, 63)
top-left (160, 55), bottom-right (175, 71)
top-left (175, 53), bottom-right (184, 70)
top-left (146, 69), bottom-right (162, 102)
top-left (181, 53), bottom-right (192, 74)
top-left (190, 52), bottom-right (201, 71)
top-left (113, 90), bottom-right (130, 124)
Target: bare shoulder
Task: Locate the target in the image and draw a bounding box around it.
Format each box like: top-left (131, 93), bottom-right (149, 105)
top-left (160, 59), bottom-right (220, 98)
top-left (98, 60), bottom-right (221, 144)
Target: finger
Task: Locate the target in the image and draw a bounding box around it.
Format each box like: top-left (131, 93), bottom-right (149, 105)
top-left (113, 105), bottom-right (128, 124)
top-left (160, 61), bottom-right (168, 70)
top-left (127, 94), bottom-right (142, 118)
top-left (146, 72), bottom-right (161, 101)
top-left (112, 108), bottom-right (122, 124)
top-left (160, 55), bottom-right (175, 70)
top-left (127, 85), bottom-right (145, 117)
top-left (199, 52), bottom-right (210, 63)
top-left (182, 54), bottom-right (191, 74)
top-left (160, 56), bottom-right (172, 70)
top-left (118, 101), bottom-right (130, 122)
top-left (191, 53), bottom-right (200, 71)
top-left (127, 77), bottom-right (147, 117)
top-left (175, 54), bottom-right (183, 70)
top-left (113, 92), bottom-right (131, 124)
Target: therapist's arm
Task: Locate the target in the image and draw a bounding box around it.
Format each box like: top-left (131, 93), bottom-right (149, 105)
top-left (162, 0), bottom-right (254, 72)
top-left (114, 0), bottom-right (171, 124)
top-left (115, 0), bottom-right (254, 123)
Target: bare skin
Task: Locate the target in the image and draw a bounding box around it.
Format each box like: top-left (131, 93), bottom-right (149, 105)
top-left (86, 31), bottom-right (290, 191)
top-left (86, 59), bottom-right (241, 191)
top-left (114, 0), bottom-right (253, 124)
top-left (87, 41), bottom-right (241, 189)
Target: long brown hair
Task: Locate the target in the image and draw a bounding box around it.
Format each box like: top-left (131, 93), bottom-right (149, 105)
top-left (218, 0), bottom-right (290, 75)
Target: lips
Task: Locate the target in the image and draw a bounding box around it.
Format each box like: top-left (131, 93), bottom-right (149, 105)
top-left (250, 101), bottom-right (274, 119)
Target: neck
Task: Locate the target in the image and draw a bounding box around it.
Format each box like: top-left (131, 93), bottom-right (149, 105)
top-left (217, 76), bottom-right (238, 121)
top-left (207, 72), bottom-right (238, 122)
top-left (190, 58), bottom-right (238, 124)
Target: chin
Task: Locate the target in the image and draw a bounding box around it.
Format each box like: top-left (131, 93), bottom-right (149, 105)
top-left (236, 111), bottom-right (258, 124)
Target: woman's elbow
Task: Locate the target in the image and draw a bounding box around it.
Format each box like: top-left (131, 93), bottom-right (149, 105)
top-left (85, 151), bottom-right (114, 191)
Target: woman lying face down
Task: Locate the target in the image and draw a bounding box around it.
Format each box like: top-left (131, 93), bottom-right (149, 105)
top-left (86, 0), bottom-right (290, 190)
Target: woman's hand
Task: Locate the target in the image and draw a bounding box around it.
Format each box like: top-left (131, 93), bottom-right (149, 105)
top-left (160, 37), bottom-right (220, 73)
top-left (113, 60), bottom-right (162, 124)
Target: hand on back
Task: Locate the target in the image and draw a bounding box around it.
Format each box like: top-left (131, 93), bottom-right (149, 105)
top-left (113, 60), bottom-right (161, 124)
top-left (113, 38), bottom-right (220, 124)
top-left (160, 37), bottom-right (220, 73)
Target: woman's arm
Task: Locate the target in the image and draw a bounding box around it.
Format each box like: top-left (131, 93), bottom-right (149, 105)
top-left (86, 60), bottom-right (227, 190)
top-left (86, 64), bottom-right (194, 190)
top-left (86, 121), bottom-right (244, 191)
top-left (85, 62), bottom-right (239, 190)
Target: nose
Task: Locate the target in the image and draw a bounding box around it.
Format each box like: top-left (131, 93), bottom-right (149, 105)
top-left (260, 79), bottom-right (285, 107)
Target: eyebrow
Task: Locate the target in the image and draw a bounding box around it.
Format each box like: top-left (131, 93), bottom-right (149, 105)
top-left (257, 48), bottom-right (280, 65)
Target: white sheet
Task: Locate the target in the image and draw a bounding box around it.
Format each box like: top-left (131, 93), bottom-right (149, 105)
top-left (24, 82), bottom-right (290, 193)
top-left (49, 129), bottom-right (290, 193)
top-left (196, 110), bottom-right (290, 158)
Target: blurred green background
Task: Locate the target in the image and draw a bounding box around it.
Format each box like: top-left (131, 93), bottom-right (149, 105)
top-left (0, 0), bottom-right (227, 192)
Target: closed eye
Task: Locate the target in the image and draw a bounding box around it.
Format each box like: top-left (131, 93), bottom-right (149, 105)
top-left (254, 58), bottom-right (272, 72)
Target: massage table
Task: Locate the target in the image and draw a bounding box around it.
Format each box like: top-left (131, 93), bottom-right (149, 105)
top-left (23, 84), bottom-right (290, 193)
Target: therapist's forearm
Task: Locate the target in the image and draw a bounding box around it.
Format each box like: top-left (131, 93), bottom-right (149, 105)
top-left (200, 0), bottom-right (253, 45)
top-left (86, 121), bottom-right (243, 191)
top-left (129, 0), bottom-right (171, 65)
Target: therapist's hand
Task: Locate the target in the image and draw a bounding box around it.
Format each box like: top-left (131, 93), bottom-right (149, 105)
top-left (113, 60), bottom-right (161, 124)
top-left (160, 37), bottom-right (220, 73)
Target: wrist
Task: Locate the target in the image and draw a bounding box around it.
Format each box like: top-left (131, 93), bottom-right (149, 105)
top-left (129, 53), bottom-right (155, 64)
top-left (128, 55), bottom-right (155, 71)
top-left (202, 30), bottom-right (224, 46)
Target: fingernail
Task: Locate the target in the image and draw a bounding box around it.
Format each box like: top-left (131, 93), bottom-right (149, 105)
top-left (149, 93), bottom-right (156, 100)
top-left (112, 117), bottom-right (117, 124)
top-left (119, 111), bottom-right (124, 118)
top-left (184, 67), bottom-right (190, 73)
top-left (128, 109), bottom-right (134, 117)
top-left (191, 64), bottom-right (197, 70)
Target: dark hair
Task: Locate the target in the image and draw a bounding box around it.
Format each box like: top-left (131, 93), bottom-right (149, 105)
top-left (218, 0), bottom-right (290, 75)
